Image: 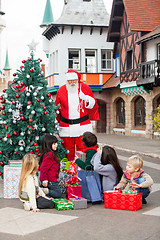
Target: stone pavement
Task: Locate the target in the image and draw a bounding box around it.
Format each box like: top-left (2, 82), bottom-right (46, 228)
top-left (96, 133), bottom-right (160, 159)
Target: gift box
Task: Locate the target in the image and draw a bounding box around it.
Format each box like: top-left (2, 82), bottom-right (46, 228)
top-left (69, 197), bottom-right (87, 210)
top-left (67, 162), bottom-right (77, 175)
top-left (66, 185), bottom-right (82, 199)
top-left (4, 165), bottom-right (22, 198)
top-left (66, 176), bottom-right (82, 199)
top-left (8, 160), bottom-right (22, 167)
top-left (76, 151), bottom-right (86, 162)
top-left (104, 191), bottom-right (142, 211)
top-left (53, 198), bottom-right (74, 210)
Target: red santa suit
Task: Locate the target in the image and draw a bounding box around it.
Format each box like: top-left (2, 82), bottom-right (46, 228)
top-left (55, 70), bottom-right (99, 161)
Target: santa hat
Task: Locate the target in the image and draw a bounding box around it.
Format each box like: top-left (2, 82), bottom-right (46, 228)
top-left (65, 69), bottom-right (81, 81)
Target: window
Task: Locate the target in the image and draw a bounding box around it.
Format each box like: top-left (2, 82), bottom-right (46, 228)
top-left (101, 50), bottom-right (113, 70)
top-left (158, 44), bottom-right (160, 60)
top-left (116, 98), bottom-right (125, 126)
top-left (68, 49), bottom-right (80, 70)
top-left (134, 97), bottom-right (146, 127)
top-left (127, 50), bottom-right (133, 70)
top-left (85, 50), bottom-right (97, 73)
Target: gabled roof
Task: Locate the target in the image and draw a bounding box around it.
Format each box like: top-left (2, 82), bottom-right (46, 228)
top-left (137, 25), bottom-right (160, 44)
top-left (102, 74), bottom-right (120, 89)
top-left (108, 0), bottom-right (160, 42)
top-left (52, 0), bottom-right (109, 27)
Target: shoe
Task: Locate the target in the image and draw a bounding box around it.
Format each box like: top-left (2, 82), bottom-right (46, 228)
top-left (41, 187), bottom-right (49, 195)
top-left (23, 202), bottom-right (31, 211)
top-left (142, 198), bottom-right (147, 204)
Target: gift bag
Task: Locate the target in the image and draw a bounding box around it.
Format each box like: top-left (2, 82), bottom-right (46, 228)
top-left (58, 158), bottom-right (72, 194)
top-left (77, 170), bottom-right (102, 203)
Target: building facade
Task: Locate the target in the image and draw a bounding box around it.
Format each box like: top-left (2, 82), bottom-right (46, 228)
top-left (107, 0), bottom-right (160, 138)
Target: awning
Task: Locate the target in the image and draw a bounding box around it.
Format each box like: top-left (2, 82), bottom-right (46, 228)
top-left (121, 86), bottom-right (149, 96)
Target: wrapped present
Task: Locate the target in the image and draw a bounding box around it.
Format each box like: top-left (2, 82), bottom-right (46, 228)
top-left (66, 185), bottom-right (82, 199)
top-left (66, 176), bottom-right (82, 199)
top-left (69, 197), bottom-right (87, 210)
top-left (4, 165), bottom-right (22, 198)
top-left (76, 151), bottom-right (86, 162)
top-left (104, 191), bottom-right (142, 211)
top-left (67, 161), bottom-right (77, 175)
top-left (53, 198), bottom-right (74, 210)
top-left (8, 160), bottom-right (22, 167)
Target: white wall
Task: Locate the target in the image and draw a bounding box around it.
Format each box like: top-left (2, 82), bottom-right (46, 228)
top-left (43, 26), bottom-right (114, 86)
top-left (146, 38), bottom-right (160, 61)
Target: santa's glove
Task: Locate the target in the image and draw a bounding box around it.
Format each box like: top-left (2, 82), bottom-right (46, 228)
top-left (79, 91), bottom-right (87, 101)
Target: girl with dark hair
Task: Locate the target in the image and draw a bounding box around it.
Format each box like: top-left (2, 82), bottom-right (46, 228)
top-left (75, 131), bottom-right (99, 170)
top-left (91, 145), bottom-right (123, 194)
top-left (39, 134), bottom-right (62, 198)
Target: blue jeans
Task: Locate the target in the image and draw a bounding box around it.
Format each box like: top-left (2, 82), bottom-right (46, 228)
top-left (136, 178), bottom-right (150, 199)
top-left (48, 182), bottom-right (62, 198)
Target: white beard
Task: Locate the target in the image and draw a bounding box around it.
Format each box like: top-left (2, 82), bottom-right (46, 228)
top-left (66, 81), bottom-right (78, 93)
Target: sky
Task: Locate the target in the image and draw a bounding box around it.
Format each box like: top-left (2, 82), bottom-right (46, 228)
top-left (1, 0), bottom-right (113, 76)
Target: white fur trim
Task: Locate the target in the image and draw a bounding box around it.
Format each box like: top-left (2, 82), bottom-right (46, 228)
top-left (59, 124), bottom-right (93, 137)
top-left (66, 72), bottom-right (78, 81)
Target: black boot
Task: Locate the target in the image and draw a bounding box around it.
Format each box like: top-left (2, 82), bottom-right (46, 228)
top-left (142, 198), bottom-right (147, 204)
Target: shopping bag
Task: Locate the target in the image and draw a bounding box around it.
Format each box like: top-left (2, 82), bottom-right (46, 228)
top-left (77, 170), bottom-right (102, 203)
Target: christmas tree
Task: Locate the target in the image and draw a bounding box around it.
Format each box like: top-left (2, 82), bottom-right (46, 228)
top-left (0, 49), bottom-right (66, 177)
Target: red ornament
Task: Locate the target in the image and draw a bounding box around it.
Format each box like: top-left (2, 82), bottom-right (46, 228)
top-left (21, 116), bottom-right (25, 121)
top-left (27, 101), bottom-right (31, 105)
top-left (43, 106), bottom-right (46, 110)
top-left (0, 105), bottom-right (5, 110)
top-left (22, 60), bottom-right (26, 63)
top-left (2, 112), bottom-right (6, 115)
top-left (0, 151), bottom-right (2, 154)
top-left (40, 59), bottom-right (42, 62)
top-left (20, 65), bottom-right (23, 68)
top-left (29, 118), bottom-right (33, 123)
top-left (33, 142), bottom-right (38, 146)
top-left (0, 162), bottom-right (4, 166)
top-left (38, 153), bottom-right (41, 156)
top-left (1, 100), bottom-right (5, 103)
top-left (47, 93), bottom-right (51, 98)
top-left (30, 151), bottom-right (34, 154)
top-left (37, 99), bottom-right (40, 102)
top-left (14, 151), bottom-right (17, 155)
top-left (21, 82), bottom-right (25, 86)
top-left (29, 68), bottom-right (34, 73)
top-left (3, 89), bottom-right (6, 92)
top-left (13, 131), bottom-right (17, 135)
top-left (35, 148), bottom-right (39, 152)
top-left (44, 111), bottom-right (48, 115)
top-left (0, 172), bottom-right (2, 176)
top-left (13, 73), bottom-right (16, 77)
top-left (31, 127), bottom-right (34, 130)
top-left (0, 96), bottom-right (3, 100)
top-left (16, 84), bottom-right (20, 89)
top-left (13, 80), bottom-right (17, 83)
top-left (28, 58), bottom-right (31, 61)
top-left (12, 101), bottom-right (16, 105)
top-left (16, 94), bottom-right (20, 98)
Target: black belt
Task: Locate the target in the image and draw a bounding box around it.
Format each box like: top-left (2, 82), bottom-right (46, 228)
top-left (60, 114), bottom-right (89, 125)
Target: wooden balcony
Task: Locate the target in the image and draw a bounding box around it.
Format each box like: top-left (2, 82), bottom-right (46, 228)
top-left (137, 60), bottom-right (160, 87)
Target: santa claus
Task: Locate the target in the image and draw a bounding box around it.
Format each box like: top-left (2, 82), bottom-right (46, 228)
top-left (55, 69), bottom-right (99, 161)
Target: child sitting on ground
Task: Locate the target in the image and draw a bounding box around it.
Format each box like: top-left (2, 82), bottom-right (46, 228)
top-left (75, 131), bottom-right (99, 170)
top-left (19, 154), bottom-right (54, 212)
top-left (39, 134), bottom-right (62, 198)
top-left (114, 155), bottom-right (154, 204)
top-left (91, 145), bottom-right (123, 196)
